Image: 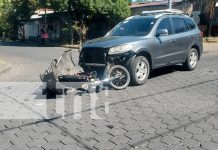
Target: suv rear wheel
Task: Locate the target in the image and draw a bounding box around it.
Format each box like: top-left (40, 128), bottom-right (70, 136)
top-left (130, 56), bottom-right (150, 85)
top-left (183, 48), bottom-right (199, 71)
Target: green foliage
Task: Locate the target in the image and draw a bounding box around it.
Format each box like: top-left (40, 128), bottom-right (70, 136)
top-left (47, 0), bottom-right (131, 43)
top-left (0, 0), bottom-right (131, 40)
top-left (48, 0), bottom-right (69, 11)
top-left (0, 0), bottom-right (13, 38)
top-left (111, 0), bottom-right (131, 25)
top-left (0, 0), bottom-right (38, 39)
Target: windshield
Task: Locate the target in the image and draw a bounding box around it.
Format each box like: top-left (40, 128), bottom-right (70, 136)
top-left (109, 17), bottom-right (156, 36)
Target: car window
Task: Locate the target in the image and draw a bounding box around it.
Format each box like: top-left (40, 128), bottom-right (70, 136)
top-left (172, 17), bottom-right (189, 33)
top-left (109, 17), bottom-right (156, 36)
top-left (184, 18), bottom-right (196, 30)
top-left (157, 18), bottom-right (172, 34)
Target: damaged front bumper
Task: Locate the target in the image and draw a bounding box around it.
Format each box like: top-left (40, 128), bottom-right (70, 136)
top-left (40, 50), bottom-right (131, 93)
top-left (40, 50), bottom-right (107, 93)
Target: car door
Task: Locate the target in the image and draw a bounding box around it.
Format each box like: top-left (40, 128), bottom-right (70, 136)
top-left (151, 17), bottom-right (176, 68)
top-left (169, 17), bottom-right (193, 62)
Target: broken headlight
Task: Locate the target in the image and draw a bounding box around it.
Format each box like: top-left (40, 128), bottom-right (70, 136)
top-left (108, 44), bottom-right (133, 55)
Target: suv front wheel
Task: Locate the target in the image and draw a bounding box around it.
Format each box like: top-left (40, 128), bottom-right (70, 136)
top-left (130, 56), bottom-right (150, 86)
top-left (183, 48), bottom-right (199, 71)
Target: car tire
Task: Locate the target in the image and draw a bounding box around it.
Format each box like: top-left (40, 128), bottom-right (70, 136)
top-left (130, 56), bottom-right (150, 86)
top-left (183, 48), bottom-right (199, 71)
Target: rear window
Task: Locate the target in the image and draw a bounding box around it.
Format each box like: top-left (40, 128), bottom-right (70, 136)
top-left (172, 17), bottom-right (189, 33)
top-left (184, 18), bottom-right (196, 30)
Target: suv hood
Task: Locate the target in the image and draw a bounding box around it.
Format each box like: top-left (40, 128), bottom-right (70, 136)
top-left (83, 36), bottom-right (144, 48)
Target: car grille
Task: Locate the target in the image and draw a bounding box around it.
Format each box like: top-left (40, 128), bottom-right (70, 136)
top-left (82, 48), bottom-right (107, 64)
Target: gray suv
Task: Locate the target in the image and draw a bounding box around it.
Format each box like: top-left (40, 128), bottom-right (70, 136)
top-left (79, 11), bottom-right (203, 88)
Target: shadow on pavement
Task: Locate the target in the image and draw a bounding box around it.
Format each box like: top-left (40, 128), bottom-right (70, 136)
top-left (0, 41), bottom-right (61, 47)
top-left (149, 65), bottom-right (185, 79)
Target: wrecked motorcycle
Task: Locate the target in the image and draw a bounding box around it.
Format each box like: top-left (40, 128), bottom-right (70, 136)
top-left (40, 50), bottom-right (130, 93)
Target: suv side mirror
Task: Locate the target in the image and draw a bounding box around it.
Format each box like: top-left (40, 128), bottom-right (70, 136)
top-left (156, 29), bottom-right (169, 36)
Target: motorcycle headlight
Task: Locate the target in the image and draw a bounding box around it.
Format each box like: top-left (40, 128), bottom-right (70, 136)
top-left (108, 44), bottom-right (133, 55)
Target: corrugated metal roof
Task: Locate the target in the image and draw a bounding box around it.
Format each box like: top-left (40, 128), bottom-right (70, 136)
top-left (130, 0), bottom-right (184, 8)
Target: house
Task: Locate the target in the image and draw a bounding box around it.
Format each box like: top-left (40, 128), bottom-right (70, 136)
top-left (19, 8), bottom-right (108, 43)
top-left (18, 9), bottom-right (61, 41)
top-left (130, 0), bottom-right (193, 16)
top-left (130, 0), bottom-right (218, 36)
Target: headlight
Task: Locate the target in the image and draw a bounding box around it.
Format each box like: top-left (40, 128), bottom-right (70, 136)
top-left (108, 44), bottom-right (133, 55)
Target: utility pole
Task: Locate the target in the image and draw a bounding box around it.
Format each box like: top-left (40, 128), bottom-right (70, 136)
top-left (168, 0), bottom-right (172, 10)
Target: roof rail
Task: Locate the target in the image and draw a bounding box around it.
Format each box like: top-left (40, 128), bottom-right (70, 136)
top-left (141, 9), bottom-right (184, 16)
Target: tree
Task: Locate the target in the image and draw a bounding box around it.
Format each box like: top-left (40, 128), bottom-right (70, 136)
top-left (0, 0), bottom-right (13, 38)
top-left (0, 0), bottom-right (131, 42)
top-left (204, 0), bottom-right (217, 36)
top-left (0, 0), bottom-right (38, 40)
top-left (48, 0), bottom-right (130, 44)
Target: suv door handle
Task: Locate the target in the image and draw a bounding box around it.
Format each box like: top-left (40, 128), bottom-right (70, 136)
top-left (170, 40), bottom-right (175, 43)
top-left (189, 36), bottom-right (194, 39)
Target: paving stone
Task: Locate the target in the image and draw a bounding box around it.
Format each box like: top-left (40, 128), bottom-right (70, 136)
top-left (140, 127), bottom-right (156, 134)
top-left (193, 133), bottom-right (211, 142)
top-left (112, 144), bottom-right (133, 150)
top-left (119, 118), bottom-right (136, 125)
top-left (43, 133), bottom-right (65, 142)
top-left (201, 141), bottom-right (218, 150)
top-left (128, 140), bottom-right (149, 149)
top-left (0, 134), bottom-right (10, 141)
top-left (205, 129), bottom-right (218, 136)
top-left (94, 141), bottom-right (116, 150)
top-left (29, 131), bottom-right (50, 140)
top-left (108, 128), bottom-right (127, 136)
top-left (189, 147), bottom-right (205, 150)
top-left (28, 147), bottom-right (44, 150)
top-left (5, 145), bottom-right (30, 150)
top-left (180, 138), bottom-right (200, 148)
top-left (75, 130), bottom-right (96, 139)
top-left (196, 122), bottom-right (214, 130)
top-left (167, 145), bottom-right (188, 150)
top-left (59, 136), bottom-right (77, 145)
top-left (93, 133), bottom-right (113, 142)
top-left (121, 124), bottom-right (141, 131)
top-left (92, 126), bottom-right (110, 134)
top-left (25, 139), bottom-right (47, 148)
top-left (0, 141), bottom-right (13, 149)
top-left (110, 135), bottom-right (130, 145)
top-left (41, 141), bottom-right (64, 150)
top-left (10, 136), bottom-right (32, 145)
top-left (83, 138), bottom-right (98, 147)
top-left (147, 140), bottom-right (167, 150)
top-left (125, 131), bottom-right (144, 140)
top-left (174, 130), bottom-right (193, 139)
top-left (185, 126), bottom-right (203, 134)
top-left (211, 136), bottom-right (218, 144)
top-left (161, 135), bottom-right (181, 145)
top-left (61, 144), bottom-right (83, 150)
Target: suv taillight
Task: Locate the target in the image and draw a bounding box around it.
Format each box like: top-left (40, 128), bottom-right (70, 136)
top-left (200, 31), bottom-right (204, 38)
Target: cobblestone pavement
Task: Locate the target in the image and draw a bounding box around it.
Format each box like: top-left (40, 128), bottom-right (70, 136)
top-left (0, 44), bottom-right (218, 150)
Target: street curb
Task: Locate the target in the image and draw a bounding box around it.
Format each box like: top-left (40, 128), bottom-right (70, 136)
top-left (203, 37), bottom-right (218, 43)
top-left (61, 44), bottom-right (80, 49)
